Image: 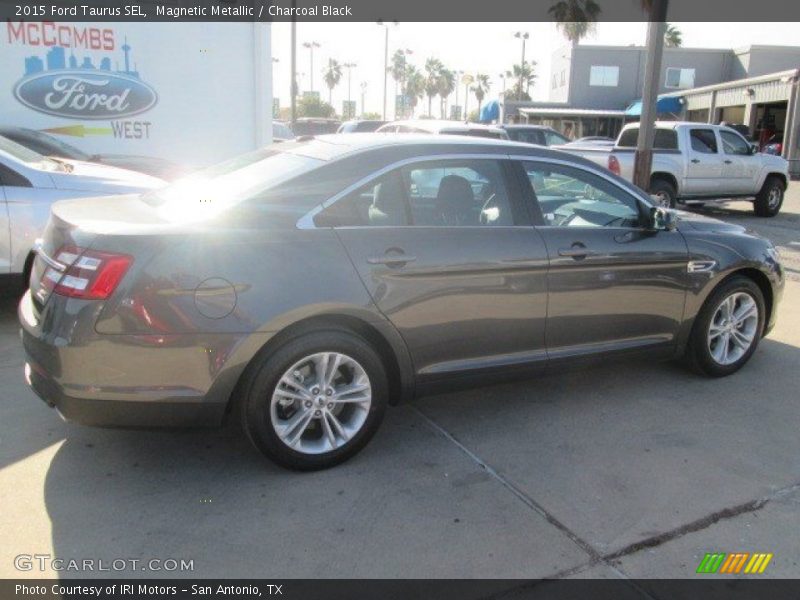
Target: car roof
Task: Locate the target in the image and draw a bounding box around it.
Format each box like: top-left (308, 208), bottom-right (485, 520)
top-left (279, 132), bottom-right (599, 166)
top-left (501, 124), bottom-right (553, 131)
top-left (382, 120), bottom-right (505, 133)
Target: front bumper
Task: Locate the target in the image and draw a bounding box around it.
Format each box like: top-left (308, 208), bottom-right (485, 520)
top-left (19, 290), bottom-right (238, 428)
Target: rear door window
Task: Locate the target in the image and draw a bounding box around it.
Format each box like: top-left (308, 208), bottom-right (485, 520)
top-left (690, 129), bottom-right (719, 154)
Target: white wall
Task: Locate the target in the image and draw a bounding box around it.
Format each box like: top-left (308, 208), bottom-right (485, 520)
top-left (1, 22), bottom-right (272, 167)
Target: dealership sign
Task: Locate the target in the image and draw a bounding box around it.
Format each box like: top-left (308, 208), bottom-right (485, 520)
top-left (13, 71), bottom-right (157, 119)
top-left (7, 22), bottom-right (158, 121)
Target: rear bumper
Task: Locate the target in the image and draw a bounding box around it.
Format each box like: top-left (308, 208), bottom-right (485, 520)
top-left (19, 290), bottom-right (246, 428)
top-left (24, 361), bottom-right (226, 427)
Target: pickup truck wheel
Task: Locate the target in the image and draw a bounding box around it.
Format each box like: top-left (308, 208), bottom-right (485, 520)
top-left (754, 176), bottom-right (784, 217)
top-left (649, 179), bottom-right (677, 209)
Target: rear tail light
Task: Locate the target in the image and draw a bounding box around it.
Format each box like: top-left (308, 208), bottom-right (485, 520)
top-left (44, 246), bottom-right (133, 300)
top-left (608, 155), bottom-right (621, 176)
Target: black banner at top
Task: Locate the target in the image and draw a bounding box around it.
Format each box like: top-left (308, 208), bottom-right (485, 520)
top-left (1, 0), bottom-right (800, 22)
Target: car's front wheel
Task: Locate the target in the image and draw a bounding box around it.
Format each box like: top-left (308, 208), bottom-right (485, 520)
top-left (241, 329), bottom-right (388, 470)
top-left (686, 276), bottom-right (765, 377)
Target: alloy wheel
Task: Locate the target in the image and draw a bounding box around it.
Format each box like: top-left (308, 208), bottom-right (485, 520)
top-left (270, 352), bottom-right (372, 454)
top-left (707, 292), bottom-right (759, 366)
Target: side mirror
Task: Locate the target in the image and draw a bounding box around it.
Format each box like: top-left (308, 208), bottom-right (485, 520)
top-left (649, 206), bottom-right (677, 231)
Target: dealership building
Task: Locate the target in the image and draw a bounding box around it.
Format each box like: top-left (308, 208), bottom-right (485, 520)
top-left (507, 43), bottom-right (800, 176)
top-left (0, 21), bottom-right (273, 167)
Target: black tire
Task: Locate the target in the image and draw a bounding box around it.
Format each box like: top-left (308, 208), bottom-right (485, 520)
top-left (754, 176), bottom-right (785, 217)
top-left (686, 276), bottom-right (765, 377)
top-left (240, 328), bottom-right (388, 471)
top-left (649, 178), bottom-right (677, 209)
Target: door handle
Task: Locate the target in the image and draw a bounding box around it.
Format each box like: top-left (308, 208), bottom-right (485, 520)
top-left (691, 158), bottom-right (700, 164)
top-left (558, 247), bottom-right (596, 259)
top-left (367, 255), bottom-right (417, 266)
top-left (724, 159), bottom-right (733, 164)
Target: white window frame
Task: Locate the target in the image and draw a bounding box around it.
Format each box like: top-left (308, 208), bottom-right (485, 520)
top-left (589, 66), bottom-right (619, 87)
top-left (665, 67), bottom-right (695, 89)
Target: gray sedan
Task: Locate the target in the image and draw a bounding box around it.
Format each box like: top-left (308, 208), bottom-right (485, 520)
top-left (19, 134), bottom-right (784, 470)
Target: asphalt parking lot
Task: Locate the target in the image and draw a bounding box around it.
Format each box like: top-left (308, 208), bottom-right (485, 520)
top-left (1, 186), bottom-right (799, 588)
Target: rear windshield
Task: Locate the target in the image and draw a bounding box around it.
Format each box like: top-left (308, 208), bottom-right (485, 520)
top-left (617, 127), bottom-right (678, 149)
top-left (142, 146), bottom-right (323, 218)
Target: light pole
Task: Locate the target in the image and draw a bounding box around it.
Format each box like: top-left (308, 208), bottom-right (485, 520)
top-left (499, 73), bottom-right (506, 98)
top-left (360, 81), bottom-right (368, 117)
top-left (462, 73), bottom-right (474, 121)
top-left (302, 41), bottom-right (320, 92)
top-left (454, 69), bottom-right (463, 119)
top-left (290, 4), bottom-right (296, 124)
top-left (514, 31), bottom-right (529, 101)
top-left (343, 62), bottom-right (357, 103)
top-left (377, 20), bottom-right (397, 120)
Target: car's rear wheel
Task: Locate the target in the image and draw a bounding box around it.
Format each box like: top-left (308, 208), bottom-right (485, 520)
top-left (649, 178), bottom-right (677, 209)
top-left (241, 329), bottom-right (388, 470)
top-left (754, 176), bottom-right (784, 217)
top-left (686, 276), bottom-right (765, 377)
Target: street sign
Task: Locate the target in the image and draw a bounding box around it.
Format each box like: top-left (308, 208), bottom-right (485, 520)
top-left (303, 91), bottom-right (320, 101)
top-left (450, 105), bottom-right (462, 121)
top-left (272, 98), bottom-right (280, 118)
top-left (395, 94), bottom-right (410, 118)
top-left (342, 100), bottom-right (356, 120)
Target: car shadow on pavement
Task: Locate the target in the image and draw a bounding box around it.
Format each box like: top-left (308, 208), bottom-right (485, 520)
top-left (38, 336), bottom-right (800, 579)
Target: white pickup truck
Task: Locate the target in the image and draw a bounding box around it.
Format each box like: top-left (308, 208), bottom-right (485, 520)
top-left (560, 121), bottom-right (790, 217)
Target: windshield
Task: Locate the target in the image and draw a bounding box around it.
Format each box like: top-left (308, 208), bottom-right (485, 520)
top-left (142, 145), bottom-right (323, 221)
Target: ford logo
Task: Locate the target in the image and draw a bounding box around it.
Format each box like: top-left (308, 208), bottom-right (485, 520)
top-left (13, 70), bottom-right (158, 120)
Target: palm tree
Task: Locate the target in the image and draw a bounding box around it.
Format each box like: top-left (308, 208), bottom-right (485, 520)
top-left (664, 23), bottom-right (682, 48)
top-left (404, 65), bottom-right (425, 117)
top-left (322, 58), bottom-right (342, 106)
top-left (436, 68), bottom-right (456, 119)
top-left (505, 60), bottom-right (537, 98)
top-left (423, 58), bottom-right (444, 117)
top-left (549, 0), bottom-right (601, 46)
top-left (471, 73), bottom-right (491, 119)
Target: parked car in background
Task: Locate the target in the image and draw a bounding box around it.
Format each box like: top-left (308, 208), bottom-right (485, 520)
top-left (292, 118), bottom-right (342, 136)
top-left (337, 120), bottom-right (388, 133)
top-left (20, 134), bottom-right (783, 471)
top-left (0, 127), bottom-right (189, 181)
top-left (762, 133), bottom-right (783, 156)
top-left (273, 121), bottom-right (296, 141)
top-left (376, 120), bottom-right (509, 139)
top-left (500, 124), bottom-right (570, 146)
top-left (0, 135), bottom-right (164, 285)
top-left (561, 122), bottom-right (789, 216)
top-left (562, 136), bottom-right (616, 148)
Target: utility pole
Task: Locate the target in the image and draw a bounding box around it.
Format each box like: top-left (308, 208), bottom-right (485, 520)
top-left (344, 62), bottom-right (357, 103)
top-left (633, 1), bottom-right (668, 192)
top-left (514, 31), bottom-right (529, 102)
top-left (290, 2), bottom-right (296, 125)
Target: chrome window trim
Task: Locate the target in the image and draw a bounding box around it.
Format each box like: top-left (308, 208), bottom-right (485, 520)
top-left (296, 151), bottom-right (654, 231)
top-left (511, 154), bottom-right (656, 231)
top-left (296, 153), bottom-right (520, 230)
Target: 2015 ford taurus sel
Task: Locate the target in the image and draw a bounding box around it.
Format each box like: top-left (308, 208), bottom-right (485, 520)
top-left (19, 135), bottom-right (784, 470)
